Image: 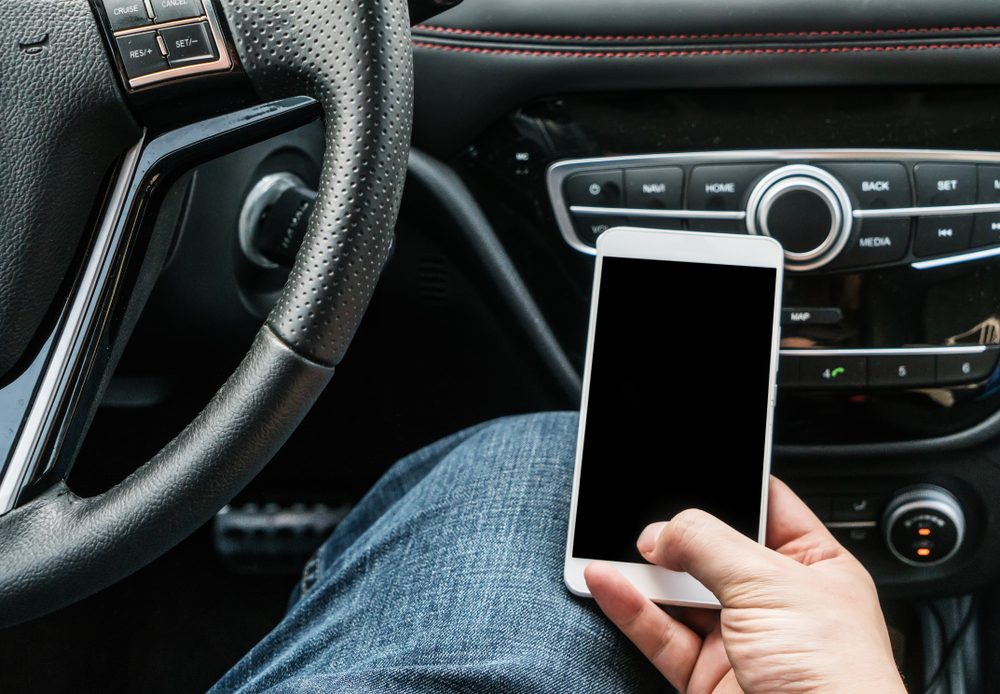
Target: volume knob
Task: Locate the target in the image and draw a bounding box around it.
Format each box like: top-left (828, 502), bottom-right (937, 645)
top-left (747, 165), bottom-right (853, 271)
top-left (883, 485), bottom-right (965, 567)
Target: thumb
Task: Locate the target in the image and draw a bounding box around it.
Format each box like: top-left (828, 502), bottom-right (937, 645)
top-left (638, 509), bottom-right (796, 606)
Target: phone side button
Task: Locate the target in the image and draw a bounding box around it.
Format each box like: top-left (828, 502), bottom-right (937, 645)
top-left (798, 356), bottom-right (867, 389)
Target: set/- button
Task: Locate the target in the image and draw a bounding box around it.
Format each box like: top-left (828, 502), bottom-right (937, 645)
top-left (160, 21), bottom-right (216, 66)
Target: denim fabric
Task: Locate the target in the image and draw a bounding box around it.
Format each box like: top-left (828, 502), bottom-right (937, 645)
top-left (213, 412), bottom-right (669, 693)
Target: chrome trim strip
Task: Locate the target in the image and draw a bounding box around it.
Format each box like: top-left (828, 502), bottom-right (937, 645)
top-left (825, 521), bottom-right (878, 529)
top-left (568, 205), bottom-right (745, 220)
top-left (125, 0), bottom-right (232, 89)
top-left (855, 202), bottom-right (1000, 219)
top-left (780, 346), bottom-right (989, 357)
top-left (0, 139), bottom-right (145, 514)
top-left (547, 149), bottom-right (1000, 258)
top-left (912, 246), bottom-right (1000, 270)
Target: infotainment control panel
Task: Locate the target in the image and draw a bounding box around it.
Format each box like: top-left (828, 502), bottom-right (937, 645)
top-left (548, 150), bottom-right (1000, 396)
top-left (548, 150), bottom-right (1000, 273)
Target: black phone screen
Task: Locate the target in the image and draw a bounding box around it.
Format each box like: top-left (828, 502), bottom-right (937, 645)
top-left (571, 255), bottom-right (778, 563)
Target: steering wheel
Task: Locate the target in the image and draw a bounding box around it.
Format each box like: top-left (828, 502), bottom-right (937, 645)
top-left (0, 0), bottom-right (412, 627)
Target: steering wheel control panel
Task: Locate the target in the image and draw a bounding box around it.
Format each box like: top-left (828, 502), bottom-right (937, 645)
top-left (548, 150), bottom-right (1000, 273)
top-left (95, 0), bottom-right (232, 89)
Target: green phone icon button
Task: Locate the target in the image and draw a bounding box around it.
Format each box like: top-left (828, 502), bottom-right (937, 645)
top-left (822, 366), bottom-right (846, 380)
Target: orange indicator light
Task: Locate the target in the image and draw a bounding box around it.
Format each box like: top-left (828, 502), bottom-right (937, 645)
top-left (917, 528), bottom-right (932, 537)
top-left (917, 548), bottom-right (932, 557)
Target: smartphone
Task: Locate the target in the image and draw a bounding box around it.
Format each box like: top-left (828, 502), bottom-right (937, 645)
top-left (564, 227), bottom-right (784, 608)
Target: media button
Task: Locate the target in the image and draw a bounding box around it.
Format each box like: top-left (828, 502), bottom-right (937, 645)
top-left (914, 163), bottom-right (977, 206)
top-left (564, 170), bottom-right (623, 207)
top-left (799, 356), bottom-right (867, 389)
top-left (625, 166), bottom-right (683, 209)
top-left (834, 219), bottom-right (910, 268)
top-left (821, 162), bottom-right (910, 209)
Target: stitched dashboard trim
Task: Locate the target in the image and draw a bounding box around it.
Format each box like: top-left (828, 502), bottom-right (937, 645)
top-left (413, 23), bottom-right (1000, 44)
top-left (412, 40), bottom-right (1000, 58)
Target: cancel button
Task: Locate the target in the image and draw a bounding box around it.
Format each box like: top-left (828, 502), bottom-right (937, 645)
top-left (833, 219), bottom-right (910, 268)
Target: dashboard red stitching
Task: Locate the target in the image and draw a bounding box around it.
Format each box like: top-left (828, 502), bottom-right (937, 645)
top-left (413, 23), bottom-right (1000, 43)
top-left (411, 40), bottom-right (1000, 58)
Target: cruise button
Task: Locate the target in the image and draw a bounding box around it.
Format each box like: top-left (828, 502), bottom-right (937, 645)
top-left (103, 0), bottom-right (152, 31)
top-left (914, 163), bottom-right (977, 206)
top-left (160, 22), bottom-right (216, 66)
top-left (115, 31), bottom-right (167, 78)
top-left (913, 216), bottom-right (972, 257)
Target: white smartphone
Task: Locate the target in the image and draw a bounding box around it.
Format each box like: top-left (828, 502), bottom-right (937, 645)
top-left (564, 227), bottom-right (784, 608)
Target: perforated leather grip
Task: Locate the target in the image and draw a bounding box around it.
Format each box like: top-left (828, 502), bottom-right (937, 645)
top-left (220, 0), bottom-right (414, 366)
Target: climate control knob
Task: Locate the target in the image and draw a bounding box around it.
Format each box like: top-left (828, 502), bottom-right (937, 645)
top-left (883, 485), bottom-right (965, 567)
top-left (747, 165), bottom-right (853, 271)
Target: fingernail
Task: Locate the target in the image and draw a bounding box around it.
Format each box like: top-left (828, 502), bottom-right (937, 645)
top-left (637, 522), bottom-right (667, 555)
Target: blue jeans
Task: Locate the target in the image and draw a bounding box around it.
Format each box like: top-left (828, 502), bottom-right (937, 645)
top-left (212, 413), bottom-right (667, 693)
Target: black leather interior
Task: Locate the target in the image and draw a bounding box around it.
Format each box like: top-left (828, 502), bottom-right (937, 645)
top-left (0, 0), bottom-right (139, 383)
top-left (411, 0), bottom-right (1000, 155)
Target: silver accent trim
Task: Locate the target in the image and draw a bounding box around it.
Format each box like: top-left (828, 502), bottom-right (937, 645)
top-left (882, 485), bottom-right (965, 568)
top-left (780, 346), bottom-right (989, 357)
top-left (114, 15), bottom-right (204, 36)
top-left (825, 521), bottom-right (878, 529)
top-left (121, 0), bottom-right (232, 89)
top-left (746, 166), bottom-right (851, 270)
top-left (568, 205), bottom-right (746, 220)
top-left (238, 172), bottom-right (308, 269)
top-left (547, 148), bottom-right (1000, 258)
top-left (0, 139), bottom-right (145, 514)
top-left (912, 245), bottom-right (1000, 270)
top-left (855, 202), bottom-right (1000, 219)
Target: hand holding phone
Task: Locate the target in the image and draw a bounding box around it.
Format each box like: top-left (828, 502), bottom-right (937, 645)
top-left (584, 477), bottom-right (906, 694)
top-left (564, 227), bottom-right (784, 607)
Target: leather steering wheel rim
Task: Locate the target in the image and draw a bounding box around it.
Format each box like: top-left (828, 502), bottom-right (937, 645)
top-left (0, 0), bottom-right (412, 627)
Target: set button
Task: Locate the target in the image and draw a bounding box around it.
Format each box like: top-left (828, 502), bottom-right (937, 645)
top-left (914, 163), bottom-right (977, 206)
top-left (160, 21), bottom-right (216, 66)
